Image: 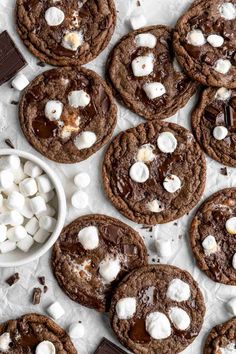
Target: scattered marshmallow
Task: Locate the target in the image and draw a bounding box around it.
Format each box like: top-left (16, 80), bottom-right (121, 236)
top-left (135, 33), bottom-right (157, 48)
top-left (45, 6), bottom-right (65, 26)
top-left (145, 312), bottom-right (171, 340)
top-left (99, 258), bottom-right (121, 283)
top-left (7, 226), bottom-right (27, 242)
top-left (157, 132), bottom-right (177, 153)
top-left (0, 170), bottom-right (14, 190)
top-left (163, 175), bottom-right (181, 193)
top-left (0, 333), bottom-right (11, 352)
top-left (226, 297), bottom-right (236, 316)
top-left (166, 278), bottom-right (191, 302)
top-left (213, 126), bottom-right (228, 140)
top-left (74, 132), bottom-right (97, 150)
top-left (214, 59), bottom-right (232, 74)
top-left (34, 228), bottom-right (50, 244)
top-left (39, 215), bottom-right (57, 232)
top-left (24, 161), bottom-right (43, 178)
top-left (0, 155), bottom-right (20, 171)
top-left (30, 196), bottom-right (47, 215)
top-left (116, 297), bottom-right (136, 320)
top-left (45, 100), bottom-right (63, 121)
top-left (0, 240), bottom-right (16, 253)
top-left (219, 2), bottom-right (236, 20)
top-left (74, 172), bottom-right (91, 188)
top-left (47, 301), bottom-right (65, 320)
top-left (129, 162), bottom-right (149, 183)
top-left (232, 253), bottom-right (236, 270)
top-left (11, 73), bottom-right (29, 91)
top-left (71, 190), bottom-right (88, 209)
top-left (137, 144), bottom-right (155, 163)
top-left (169, 307), bottom-right (191, 331)
top-left (202, 235), bottom-right (218, 255)
top-left (19, 178), bottom-right (37, 197)
top-left (207, 34), bottom-right (224, 48)
top-left (132, 54), bottom-right (154, 77)
top-left (6, 191), bottom-right (25, 210)
top-left (187, 29), bottom-right (206, 46)
top-left (130, 14), bottom-right (147, 30)
top-left (215, 87), bottom-right (232, 101)
top-left (155, 239), bottom-right (172, 258)
top-left (25, 217), bottom-right (39, 235)
top-left (226, 217), bottom-right (236, 234)
top-left (68, 90), bottom-right (90, 108)
top-left (78, 226), bottom-right (99, 250)
top-left (147, 199), bottom-right (164, 213)
top-left (62, 31), bottom-right (84, 51)
top-left (0, 225), bottom-right (7, 243)
top-left (68, 323), bottom-right (85, 339)
top-left (37, 174), bottom-right (53, 194)
top-left (17, 234), bottom-right (34, 252)
top-left (143, 82), bottom-right (166, 100)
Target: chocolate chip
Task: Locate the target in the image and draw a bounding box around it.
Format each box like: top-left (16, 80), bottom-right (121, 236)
top-left (5, 139), bottom-right (15, 149)
top-left (32, 288), bottom-right (42, 305)
top-left (10, 100), bottom-right (19, 105)
top-left (37, 61), bottom-right (46, 67)
top-left (220, 167), bottom-right (228, 176)
top-left (6, 273), bottom-right (20, 286)
top-left (94, 338), bottom-right (128, 354)
top-left (38, 276), bottom-right (46, 286)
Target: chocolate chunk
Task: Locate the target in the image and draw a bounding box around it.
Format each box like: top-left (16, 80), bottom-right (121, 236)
top-left (43, 285), bottom-right (48, 293)
top-left (202, 52), bottom-right (216, 65)
top-left (0, 31), bottom-right (26, 86)
top-left (225, 105), bottom-right (236, 128)
top-left (220, 167), bottom-right (228, 176)
top-left (37, 61), bottom-right (46, 67)
top-left (6, 273), bottom-right (20, 286)
top-left (38, 276), bottom-right (45, 286)
top-left (94, 338), bottom-right (128, 354)
top-left (204, 105), bottom-right (222, 123)
top-left (10, 100), bottom-right (19, 105)
top-left (32, 288), bottom-right (42, 305)
top-left (5, 139), bottom-right (15, 149)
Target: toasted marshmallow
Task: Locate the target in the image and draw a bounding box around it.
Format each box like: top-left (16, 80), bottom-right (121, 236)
top-left (45, 6), bottom-right (65, 26)
top-left (99, 258), bottom-right (121, 283)
top-left (169, 307), bottom-right (191, 331)
top-left (68, 90), bottom-right (90, 108)
top-left (116, 297), bottom-right (136, 320)
top-left (207, 34), bottom-right (224, 48)
top-left (11, 73), bottom-right (29, 91)
top-left (68, 323), bottom-right (85, 339)
top-left (74, 132), bottom-right (97, 150)
top-left (145, 312), bottom-right (171, 340)
top-left (62, 31), bottom-right (83, 51)
top-left (213, 126), bottom-right (228, 140)
top-left (219, 2), bottom-right (236, 20)
top-left (187, 29), bottom-right (206, 46)
top-left (45, 100), bottom-right (63, 121)
top-left (215, 87), bottom-right (232, 101)
top-left (157, 132), bottom-right (177, 153)
top-left (78, 226), bottom-right (99, 250)
top-left (202, 235), bottom-right (218, 255)
top-left (214, 59), bottom-right (232, 74)
top-left (163, 175), bottom-right (181, 193)
top-left (137, 144), bottom-right (155, 163)
top-left (132, 54), bottom-right (154, 77)
top-left (147, 199), bottom-right (165, 213)
top-left (143, 82), bottom-right (166, 99)
top-left (167, 278), bottom-right (191, 302)
top-left (129, 162), bottom-right (149, 183)
top-left (226, 217), bottom-right (236, 234)
top-left (135, 33), bottom-right (157, 48)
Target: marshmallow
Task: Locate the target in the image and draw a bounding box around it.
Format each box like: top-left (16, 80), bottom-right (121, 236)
top-left (19, 178), bottom-right (38, 197)
top-left (78, 226), bottom-right (99, 250)
top-left (116, 297), bottom-right (136, 320)
top-left (36, 174), bottom-right (53, 194)
top-left (36, 341), bottom-right (56, 354)
top-left (62, 31), bottom-right (83, 51)
top-left (187, 29), bottom-right (206, 46)
top-left (6, 191), bottom-right (25, 210)
top-left (3, 183), bottom-right (19, 197)
top-left (129, 162), bottom-right (149, 183)
top-left (71, 190), bottom-right (88, 209)
top-left (68, 322), bottom-right (85, 339)
top-left (213, 126), bottom-right (228, 140)
top-left (207, 34), bottom-right (224, 48)
top-left (0, 155), bottom-right (20, 171)
top-left (20, 198), bottom-right (34, 219)
top-left (135, 33), bottom-right (157, 48)
top-left (74, 172), bottom-right (91, 188)
top-left (132, 54), bottom-right (154, 77)
top-left (202, 235), bottom-right (218, 255)
top-left (0, 170), bottom-right (14, 190)
top-left (219, 343), bottom-right (236, 354)
top-left (25, 217), bottom-right (39, 235)
top-left (147, 199), bottom-right (165, 213)
top-left (0, 333), bottom-right (11, 352)
top-left (45, 100), bottom-right (63, 121)
top-left (226, 297), bottom-right (236, 316)
top-left (74, 132), bottom-right (97, 150)
top-left (99, 258), bottom-right (121, 283)
top-left (166, 278), bottom-right (191, 302)
top-left (137, 144), bottom-right (155, 163)
top-left (37, 190), bottom-right (55, 203)
top-left (163, 175), bottom-right (181, 193)
top-left (11, 73), bottom-right (29, 91)
top-left (145, 312), bottom-right (171, 340)
top-left (0, 240), bottom-right (16, 253)
top-left (7, 226), bottom-right (27, 242)
top-left (143, 82), bottom-right (166, 100)
top-left (173, 58), bottom-right (182, 72)
top-left (45, 6), bottom-right (65, 26)
top-left (39, 215), bottom-right (57, 232)
top-left (30, 196), bottom-right (47, 215)
top-left (226, 217), bottom-right (236, 234)
top-left (219, 2), bottom-right (236, 20)
top-left (155, 239), bottom-right (172, 258)
top-left (24, 161), bottom-right (43, 178)
top-left (47, 301), bottom-right (65, 320)
top-left (34, 228), bottom-right (50, 244)
top-left (214, 59), bottom-right (232, 74)
top-left (232, 253), bottom-right (236, 270)
top-left (169, 307), bottom-right (191, 331)
top-left (17, 234), bottom-right (34, 252)
top-left (0, 210), bottom-right (24, 226)
top-left (36, 204), bottom-right (56, 218)
top-left (68, 90), bottom-right (90, 108)
top-left (0, 225), bottom-right (7, 242)
top-left (157, 132), bottom-right (177, 153)
top-left (13, 165), bottom-right (27, 184)
top-left (215, 87), bottom-right (232, 101)
top-left (130, 14), bottom-right (147, 30)
top-left (0, 194), bottom-right (3, 208)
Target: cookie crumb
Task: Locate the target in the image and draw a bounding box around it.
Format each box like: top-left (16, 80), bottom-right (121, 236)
top-left (6, 273), bottom-right (20, 286)
top-left (220, 167), bottom-right (228, 176)
top-left (43, 285), bottom-right (48, 293)
top-left (10, 100), bottom-right (19, 105)
top-left (38, 276), bottom-right (46, 285)
top-left (32, 287), bottom-right (42, 305)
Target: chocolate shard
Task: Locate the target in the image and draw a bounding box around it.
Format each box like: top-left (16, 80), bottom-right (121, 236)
top-left (94, 338), bottom-right (128, 354)
top-left (6, 273), bottom-right (20, 286)
top-left (38, 276), bottom-right (46, 286)
top-left (220, 167), bottom-right (228, 176)
top-left (32, 287), bottom-right (42, 305)
top-left (5, 139), bottom-right (15, 149)
top-left (0, 31), bottom-right (27, 86)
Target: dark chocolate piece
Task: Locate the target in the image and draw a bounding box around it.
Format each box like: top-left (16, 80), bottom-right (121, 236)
top-left (220, 167), bottom-right (228, 176)
top-left (4, 139), bottom-right (15, 149)
top-left (32, 288), bottom-right (42, 305)
top-left (43, 285), bottom-right (48, 293)
top-left (6, 273), bottom-right (20, 286)
top-left (10, 101), bottom-right (19, 106)
top-left (94, 338), bottom-right (128, 354)
top-left (38, 276), bottom-right (46, 286)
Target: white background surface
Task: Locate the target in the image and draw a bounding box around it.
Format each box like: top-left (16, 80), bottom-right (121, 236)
top-left (0, 0), bottom-right (236, 353)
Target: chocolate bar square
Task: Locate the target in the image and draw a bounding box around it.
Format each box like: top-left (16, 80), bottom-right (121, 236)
top-left (94, 338), bottom-right (128, 354)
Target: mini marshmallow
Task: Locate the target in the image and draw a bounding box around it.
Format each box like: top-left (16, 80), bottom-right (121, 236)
top-left (143, 82), bottom-right (166, 100)
top-left (214, 59), bottom-right (232, 74)
top-left (20, 198), bottom-right (34, 219)
top-left (219, 343), bottom-right (236, 354)
top-left (213, 126), bottom-right (228, 140)
top-left (34, 228), bottom-right (50, 244)
top-left (36, 174), bottom-right (53, 194)
top-left (99, 258), bottom-right (121, 283)
top-left (0, 194), bottom-right (3, 208)
top-left (163, 175), bottom-right (181, 193)
top-left (157, 132), bottom-right (177, 153)
top-left (116, 297), bottom-right (136, 320)
top-left (173, 58), bottom-right (182, 72)
top-left (145, 312), bottom-right (171, 340)
top-left (36, 340), bottom-right (56, 354)
top-left (13, 165), bottom-right (27, 184)
top-left (129, 162), bottom-right (149, 183)
top-left (3, 183), bottom-right (19, 197)
top-left (0, 170), bottom-right (14, 190)
top-left (45, 6), bottom-right (65, 26)
top-left (68, 90), bottom-right (90, 108)
top-left (11, 73), bottom-right (29, 91)
top-left (17, 234), bottom-right (34, 252)
top-left (19, 178), bottom-right (37, 197)
top-left (155, 239), bottom-right (172, 258)
top-left (71, 190), bottom-right (89, 209)
top-left (37, 190), bottom-right (55, 203)
top-left (25, 217), bottom-right (39, 235)
top-left (30, 196), bottom-right (47, 215)
top-left (24, 161), bottom-right (43, 178)
top-left (166, 278), bottom-right (191, 302)
top-left (0, 211), bottom-right (24, 226)
top-left (169, 307), bottom-right (191, 331)
top-left (0, 225), bottom-right (7, 243)
top-left (232, 253), bottom-right (236, 270)
top-left (39, 215), bottom-right (57, 232)
top-left (62, 30), bottom-right (83, 51)
top-left (130, 14), bottom-right (147, 30)
top-left (74, 172), bottom-right (91, 188)
top-left (7, 226), bottom-right (27, 242)
top-left (226, 297), bottom-right (236, 316)
top-left (202, 235), bottom-right (218, 255)
top-left (187, 29), bottom-right (206, 46)
top-left (135, 33), bottom-right (157, 48)
top-left (137, 144), bottom-right (155, 163)
top-left (78, 226), bottom-right (99, 250)
top-left (0, 240), bottom-right (16, 253)
top-left (45, 100), bottom-right (63, 121)
top-left (147, 199), bottom-right (165, 213)
top-left (74, 132), bottom-right (97, 150)
top-left (47, 301), bottom-right (65, 320)
top-left (132, 54), bottom-right (154, 77)
top-left (0, 333), bottom-right (11, 352)
top-left (226, 217), bottom-right (236, 234)
top-left (207, 34), bottom-right (224, 48)
top-left (6, 191), bottom-right (25, 210)
top-left (68, 323), bottom-right (85, 339)
top-left (36, 204), bottom-right (56, 218)
top-left (0, 212), bottom-right (12, 225)
top-left (219, 2), bottom-right (236, 20)
top-left (215, 87), bottom-right (232, 101)
top-left (0, 155), bottom-right (20, 171)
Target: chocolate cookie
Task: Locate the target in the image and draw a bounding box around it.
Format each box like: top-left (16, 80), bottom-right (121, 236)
top-left (204, 317), bottom-right (236, 354)
top-left (174, 0), bottom-right (236, 88)
top-left (16, 0), bottom-right (116, 66)
top-left (192, 86), bottom-right (236, 167)
top-left (51, 214), bottom-right (147, 312)
top-left (190, 188), bottom-right (236, 285)
top-left (107, 25), bottom-right (197, 121)
top-left (102, 121), bottom-right (206, 225)
top-left (19, 67), bottom-right (117, 163)
top-left (110, 265), bottom-right (205, 354)
top-left (0, 313), bottom-right (76, 353)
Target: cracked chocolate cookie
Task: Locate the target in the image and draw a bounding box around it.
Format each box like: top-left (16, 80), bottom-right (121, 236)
top-left (16, 0), bottom-right (116, 66)
top-left (110, 265), bottom-right (205, 354)
top-left (174, 0), bottom-right (236, 88)
top-left (0, 313), bottom-right (76, 353)
top-left (192, 86), bottom-right (236, 167)
top-left (190, 188), bottom-right (236, 285)
top-left (51, 214), bottom-right (147, 312)
top-left (19, 67), bottom-right (117, 163)
top-left (204, 317), bottom-right (236, 354)
top-left (102, 121), bottom-right (206, 225)
top-left (107, 25), bottom-right (197, 121)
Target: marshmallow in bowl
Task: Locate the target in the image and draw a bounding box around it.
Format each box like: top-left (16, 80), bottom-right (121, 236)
top-left (47, 301), bottom-right (65, 320)
top-left (130, 14), bottom-right (147, 30)
top-left (0, 155), bottom-right (21, 171)
top-left (0, 240), bottom-right (16, 253)
top-left (166, 278), bottom-right (191, 302)
top-left (78, 226), bottom-right (99, 250)
top-left (24, 161), bottom-right (43, 178)
top-left (68, 90), bottom-right (90, 108)
top-left (25, 217), bottom-right (39, 235)
top-left (37, 174), bottom-right (54, 194)
top-left (0, 225), bottom-right (7, 242)
top-left (19, 178), bottom-right (38, 197)
top-left (68, 322), bottom-right (85, 339)
top-left (116, 297), bottom-right (136, 320)
top-left (17, 234), bottom-right (34, 252)
top-left (39, 216), bottom-right (57, 233)
top-left (36, 340), bottom-right (56, 354)
top-left (0, 210), bottom-right (24, 226)
top-left (0, 170), bottom-right (14, 190)
top-left (0, 332), bottom-right (11, 352)
top-left (145, 312), bottom-right (171, 340)
top-left (30, 196), bottom-right (47, 215)
top-left (99, 257), bottom-right (121, 283)
top-left (11, 73), bottom-right (29, 91)
top-left (143, 82), bottom-right (166, 100)
top-left (132, 54), bottom-right (154, 77)
top-left (34, 229), bottom-right (50, 244)
top-left (45, 6), bottom-right (65, 26)
top-left (7, 226), bottom-right (27, 242)
top-left (74, 132), bottom-right (97, 150)
top-left (135, 33), bottom-right (157, 48)
top-left (6, 191), bottom-right (25, 210)
top-left (169, 307), bottom-right (191, 330)
top-left (45, 100), bottom-right (63, 121)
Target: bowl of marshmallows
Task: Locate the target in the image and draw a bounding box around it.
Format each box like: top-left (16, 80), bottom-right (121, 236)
top-left (0, 149), bottom-right (66, 267)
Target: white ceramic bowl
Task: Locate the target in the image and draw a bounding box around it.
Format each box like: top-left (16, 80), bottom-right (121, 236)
top-left (0, 149), bottom-right (66, 267)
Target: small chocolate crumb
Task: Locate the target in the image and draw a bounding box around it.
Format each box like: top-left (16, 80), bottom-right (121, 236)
top-left (152, 258), bottom-right (156, 263)
top-left (220, 167), bottom-right (228, 176)
top-left (32, 288), bottom-right (42, 305)
top-left (10, 100), bottom-right (19, 105)
top-left (38, 276), bottom-right (46, 286)
top-left (174, 222), bottom-right (178, 226)
top-left (43, 285), bottom-right (48, 293)
top-left (37, 61), bottom-right (46, 67)
top-left (178, 234), bottom-right (183, 239)
top-left (5, 139), bottom-right (15, 149)
top-left (6, 273), bottom-right (20, 286)
top-left (137, 0), bottom-right (141, 6)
